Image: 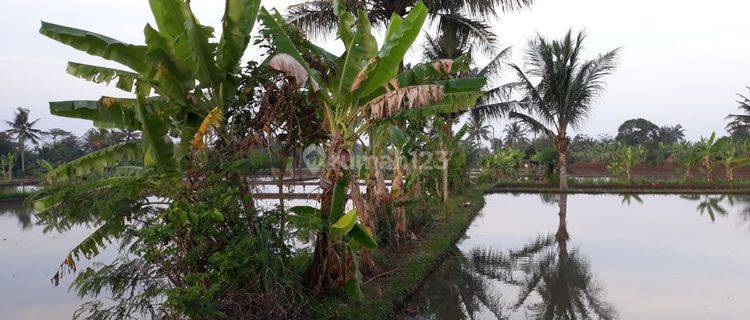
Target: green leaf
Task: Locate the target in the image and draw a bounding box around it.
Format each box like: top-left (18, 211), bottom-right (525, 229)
top-left (352, 1), bottom-right (428, 97)
top-left (39, 21), bottom-right (147, 73)
top-left (147, 0), bottom-right (194, 74)
top-left (388, 125), bottom-right (407, 147)
top-left (329, 173), bottom-right (349, 222)
top-left (329, 209), bottom-right (357, 237)
top-left (49, 98), bottom-right (141, 130)
top-left (66, 62), bottom-right (147, 93)
top-left (182, 4), bottom-right (219, 89)
top-left (143, 24), bottom-right (191, 105)
top-left (344, 277), bottom-right (364, 302)
top-left (45, 143), bottom-right (142, 183)
top-left (349, 223), bottom-right (377, 249)
top-left (289, 206), bottom-right (325, 231)
top-left (335, 10), bottom-right (377, 105)
top-left (216, 0), bottom-right (261, 101)
top-left (134, 98), bottom-right (174, 167)
top-left (289, 205), bottom-right (321, 216)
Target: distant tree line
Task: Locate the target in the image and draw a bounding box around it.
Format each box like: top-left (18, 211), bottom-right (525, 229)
top-left (1, 107), bottom-right (140, 177)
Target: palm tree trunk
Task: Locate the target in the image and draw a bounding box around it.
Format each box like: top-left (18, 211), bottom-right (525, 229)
top-left (19, 142), bottom-right (25, 175)
top-left (555, 136), bottom-right (568, 190)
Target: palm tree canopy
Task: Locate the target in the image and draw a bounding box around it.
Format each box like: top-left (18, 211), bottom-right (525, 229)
top-left (287, 0), bottom-right (533, 53)
top-left (503, 121), bottom-right (529, 147)
top-left (509, 30), bottom-right (620, 139)
top-left (726, 86), bottom-right (750, 135)
top-left (5, 107), bottom-right (43, 146)
top-left (467, 113), bottom-right (494, 143)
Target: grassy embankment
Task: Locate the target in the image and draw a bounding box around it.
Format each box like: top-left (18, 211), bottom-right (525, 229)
top-left (305, 183), bottom-right (493, 319)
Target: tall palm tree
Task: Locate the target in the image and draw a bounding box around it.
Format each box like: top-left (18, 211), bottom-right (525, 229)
top-left (726, 86), bottom-right (750, 136)
top-left (5, 107), bottom-right (43, 174)
top-left (287, 0), bottom-right (533, 53)
top-left (467, 113), bottom-right (494, 146)
top-left (503, 121), bottom-right (529, 148)
top-left (509, 30), bottom-right (620, 189)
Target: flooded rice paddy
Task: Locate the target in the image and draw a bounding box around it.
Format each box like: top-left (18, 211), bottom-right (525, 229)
top-left (3, 191), bottom-right (750, 319)
top-left (405, 193), bottom-right (750, 319)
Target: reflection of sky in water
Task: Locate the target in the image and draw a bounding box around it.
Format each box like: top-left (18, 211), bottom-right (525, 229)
top-left (0, 182), bottom-right (358, 319)
top-left (0, 201), bottom-right (110, 320)
top-left (409, 194), bottom-right (750, 320)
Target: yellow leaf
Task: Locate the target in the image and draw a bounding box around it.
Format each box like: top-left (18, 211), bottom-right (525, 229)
top-left (192, 107), bottom-right (223, 150)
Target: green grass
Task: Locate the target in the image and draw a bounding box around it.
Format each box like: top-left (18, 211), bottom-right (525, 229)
top-left (0, 188), bottom-right (33, 201)
top-left (489, 177), bottom-right (750, 194)
top-left (304, 183), bottom-right (493, 320)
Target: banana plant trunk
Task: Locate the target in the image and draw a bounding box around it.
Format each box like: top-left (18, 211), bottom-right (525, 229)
top-left (703, 157), bottom-right (712, 182)
top-left (725, 164), bottom-right (734, 183)
top-left (440, 142), bottom-right (449, 203)
top-left (392, 155), bottom-right (406, 236)
top-left (350, 177), bottom-right (377, 273)
top-left (305, 136), bottom-right (354, 293)
top-left (555, 136), bottom-right (569, 190)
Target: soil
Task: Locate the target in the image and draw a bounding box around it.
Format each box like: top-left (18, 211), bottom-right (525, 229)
top-left (567, 161), bottom-right (750, 180)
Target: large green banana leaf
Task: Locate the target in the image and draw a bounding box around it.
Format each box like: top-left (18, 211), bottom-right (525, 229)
top-left (351, 2), bottom-right (428, 97)
top-left (39, 22), bottom-right (147, 73)
top-left (50, 98), bottom-right (141, 130)
top-left (334, 10), bottom-right (377, 105)
top-left (66, 62), bottom-right (147, 93)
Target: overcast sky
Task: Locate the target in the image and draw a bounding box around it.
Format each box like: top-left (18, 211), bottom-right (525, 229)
top-left (1, 0), bottom-right (749, 140)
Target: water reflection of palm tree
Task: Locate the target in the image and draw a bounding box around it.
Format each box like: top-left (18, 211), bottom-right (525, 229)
top-left (620, 194), bottom-right (643, 206)
top-left (0, 202), bottom-right (33, 229)
top-left (472, 194), bottom-right (617, 319)
top-left (680, 195), bottom-right (729, 222)
top-left (408, 249), bottom-right (506, 319)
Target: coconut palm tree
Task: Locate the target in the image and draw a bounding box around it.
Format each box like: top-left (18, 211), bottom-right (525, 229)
top-left (726, 87), bottom-right (750, 137)
top-left (5, 107), bottom-right (43, 174)
top-left (467, 113), bottom-right (494, 146)
top-left (509, 30), bottom-right (620, 189)
top-left (287, 0), bottom-right (533, 53)
top-left (503, 121), bottom-right (529, 148)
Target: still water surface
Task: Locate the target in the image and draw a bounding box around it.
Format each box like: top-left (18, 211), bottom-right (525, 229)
top-left (3, 193), bottom-right (750, 319)
top-left (405, 193), bottom-right (750, 320)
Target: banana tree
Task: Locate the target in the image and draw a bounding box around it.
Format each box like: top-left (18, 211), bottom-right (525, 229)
top-left (429, 118), bottom-right (471, 202)
top-left (289, 174), bottom-right (378, 301)
top-left (671, 141), bottom-right (699, 180)
top-left (37, 0), bottom-right (263, 283)
top-left (694, 132), bottom-right (727, 182)
top-left (607, 144), bottom-right (645, 181)
top-left (259, 1), bottom-right (485, 293)
top-left (1, 153), bottom-right (14, 181)
top-left (39, 0), bottom-right (262, 174)
top-left (719, 140), bottom-right (749, 183)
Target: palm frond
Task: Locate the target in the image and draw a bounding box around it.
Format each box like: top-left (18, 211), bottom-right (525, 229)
top-left (285, 1), bottom-right (338, 39)
top-left (509, 111), bottom-right (554, 138)
top-left (434, 12), bottom-right (497, 55)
